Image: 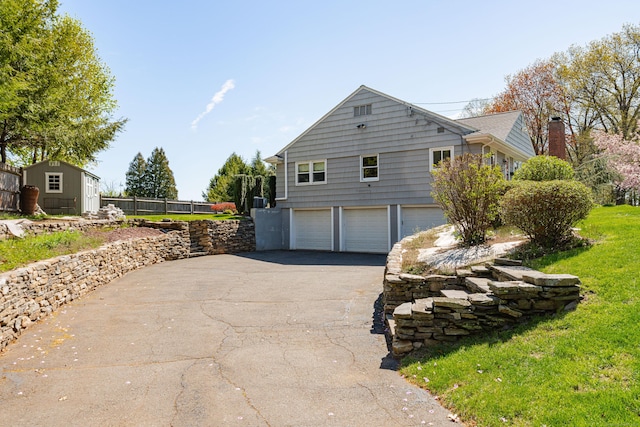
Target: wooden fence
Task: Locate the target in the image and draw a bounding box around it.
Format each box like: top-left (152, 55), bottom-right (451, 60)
top-left (0, 163), bottom-right (21, 212)
top-left (100, 196), bottom-right (213, 215)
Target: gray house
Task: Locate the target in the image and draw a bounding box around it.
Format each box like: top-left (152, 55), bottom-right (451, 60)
top-left (22, 160), bottom-right (100, 214)
top-left (263, 85), bottom-right (534, 253)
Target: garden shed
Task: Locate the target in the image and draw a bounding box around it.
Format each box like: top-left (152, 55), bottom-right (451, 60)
top-left (22, 160), bottom-right (100, 215)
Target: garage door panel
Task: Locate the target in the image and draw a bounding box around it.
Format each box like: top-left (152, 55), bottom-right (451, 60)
top-left (401, 207), bottom-right (446, 239)
top-left (343, 208), bottom-right (388, 253)
top-left (294, 210), bottom-right (332, 251)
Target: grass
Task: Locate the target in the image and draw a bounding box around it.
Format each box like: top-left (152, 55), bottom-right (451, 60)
top-left (129, 213), bottom-right (244, 221)
top-left (0, 230), bottom-right (104, 272)
top-left (400, 205), bottom-right (640, 426)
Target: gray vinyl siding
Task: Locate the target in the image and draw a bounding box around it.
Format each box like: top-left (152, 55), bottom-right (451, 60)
top-left (279, 147), bottom-right (466, 208)
top-left (505, 114), bottom-right (536, 158)
top-left (276, 89), bottom-right (469, 208)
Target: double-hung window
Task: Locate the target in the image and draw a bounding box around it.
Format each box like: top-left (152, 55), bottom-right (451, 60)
top-left (429, 146), bottom-right (454, 171)
top-left (360, 154), bottom-right (379, 181)
top-left (296, 160), bottom-right (326, 185)
top-left (45, 172), bottom-right (63, 193)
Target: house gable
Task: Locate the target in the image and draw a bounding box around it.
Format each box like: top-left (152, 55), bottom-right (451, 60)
top-left (457, 111), bottom-right (535, 160)
top-left (270, 86), bottom-right (480, 208)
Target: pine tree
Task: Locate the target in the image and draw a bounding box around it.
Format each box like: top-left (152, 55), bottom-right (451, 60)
top-left (124, 152), bottom-right (147, 196)
top-left (144, 147), bottom-right (178, 199)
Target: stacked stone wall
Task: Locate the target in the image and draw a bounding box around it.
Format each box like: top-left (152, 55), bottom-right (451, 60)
top-left (0, 231), bottom-right (188, 350)
top-left (0, 218), bottom-right (256, 351)
top-left (384, 242), bottom-right (582, 357)
top-left (188, 219), bottom-right (255, 255)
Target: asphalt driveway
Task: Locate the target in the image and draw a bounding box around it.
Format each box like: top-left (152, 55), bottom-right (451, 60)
top-left (0, 251), bottom-right (453, 426)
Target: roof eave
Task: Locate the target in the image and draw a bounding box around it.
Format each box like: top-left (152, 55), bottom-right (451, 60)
top-left (464, 133), bottom-right (531, 160)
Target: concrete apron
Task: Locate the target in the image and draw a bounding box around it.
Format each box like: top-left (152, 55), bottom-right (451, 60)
top-left (0, 251), bottom-right (455, 426)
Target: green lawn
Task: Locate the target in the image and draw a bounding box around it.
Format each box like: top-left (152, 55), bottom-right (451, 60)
top-left (129, 213), bottom-right (244, 221)
top-left (400, 205), bottom-right (640, 426)
top-left (0, 231), bottom-right (103, 273)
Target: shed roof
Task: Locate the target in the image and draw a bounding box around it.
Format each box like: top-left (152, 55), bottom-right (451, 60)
top-left (23, 160), bottom-right (100, 180)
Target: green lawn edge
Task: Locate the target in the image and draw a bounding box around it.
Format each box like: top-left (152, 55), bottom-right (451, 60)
top-left (400, 205), bottom-right (640, 426)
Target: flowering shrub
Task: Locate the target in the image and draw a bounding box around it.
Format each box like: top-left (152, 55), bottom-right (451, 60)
top-left (210, 202), bottom-right (237, 213)
top-left (593, 127), bottom-right (640, 191)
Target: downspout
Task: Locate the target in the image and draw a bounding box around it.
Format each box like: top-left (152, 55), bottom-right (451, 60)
top-left (275, 150), bottom-right (288, 201)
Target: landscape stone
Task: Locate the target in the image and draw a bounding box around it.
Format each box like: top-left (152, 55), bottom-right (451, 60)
top-left (384, 232), bottom-right (582, 357)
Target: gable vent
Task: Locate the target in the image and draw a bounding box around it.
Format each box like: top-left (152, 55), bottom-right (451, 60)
top-left (437, 127), bottom-right (445, 133)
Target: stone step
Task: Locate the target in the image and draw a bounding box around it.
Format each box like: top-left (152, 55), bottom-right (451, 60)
top-left (440, 289), bottom-right (471, 300)
top-left (489, 265), bottom-right (535, 281)
top-left (465, 277), bottom-right (491, 293)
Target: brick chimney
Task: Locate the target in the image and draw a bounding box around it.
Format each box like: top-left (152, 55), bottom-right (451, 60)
top-left (548, 117), bottom-right (566, 159)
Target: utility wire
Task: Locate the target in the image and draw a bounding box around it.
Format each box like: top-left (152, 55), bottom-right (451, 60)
top-left (412, 97), bottom-right (493, 105)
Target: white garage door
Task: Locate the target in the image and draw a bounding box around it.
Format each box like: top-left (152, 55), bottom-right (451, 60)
top-left (293, 209), bottom-right (332, 251)
top-left (342, 208), bottom-right (388, 253)
top-left (401, 207), bottom-right (446, 239)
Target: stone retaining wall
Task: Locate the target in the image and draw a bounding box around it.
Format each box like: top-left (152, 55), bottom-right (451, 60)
top-left (188, 219), bottom-right (255, 255)
top-left (0, 231), bottom-right (188, 350)
top-left (384, 242), bottom-right (582, 358)
top-left (0, 218), bottom-right (256, 351)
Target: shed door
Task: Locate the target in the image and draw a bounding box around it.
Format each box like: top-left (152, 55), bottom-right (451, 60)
top-left (342, 208), bottom-right (388, 253)
top-left (293, 209), bottom-right (332, 251)
top-left (400, 207), bottom-right (446, 239)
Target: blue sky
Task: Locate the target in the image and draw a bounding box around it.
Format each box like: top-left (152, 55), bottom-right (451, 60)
top-left (58, 0), bottom-right (640, 201)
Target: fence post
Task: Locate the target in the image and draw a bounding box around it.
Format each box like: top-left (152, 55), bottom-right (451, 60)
top-left (164, 198), bottom-right (168, 214)
top-left (191, 200), bottom-right (194, 214)
top-left (134, 195), bottom-right (137, 215)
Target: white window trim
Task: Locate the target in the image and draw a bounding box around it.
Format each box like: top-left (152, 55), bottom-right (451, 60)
top-left (429, 146), bottom-right (454, 171)
top-left (45, 172), bottom-right (63, 193)
top-left (295, 159), bottom-right (327, 186)
top-left (360, 154), bottom-right (379, 182)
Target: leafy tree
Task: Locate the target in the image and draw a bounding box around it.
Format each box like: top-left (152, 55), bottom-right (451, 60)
top-left (431, 153), bottom-right (506, 246)
top-left (486, 59), bottom-right (567, 155)
top-left (0, 0), bottom-right (125, 165)
top-left (513, 155), bottom-right (575, 181)
top-left (143, 147), bottom-right (178, 199)
top-left (459, 98), bottom-right (492, 118)
top-left (556, 24), bottom-right (640, 140)
top-left (203, 152), bottom-right (250, 202)
top-left (124, 153), bottom-right (147, 197)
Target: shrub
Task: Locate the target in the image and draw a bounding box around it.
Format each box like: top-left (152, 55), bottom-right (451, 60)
top-left (210, 202), bottom-right (237, 213)
top-left (513, 155), bottom-right (575, 181)
top-left (431, 153), bottom-right (506, 246)
top-left (499, 180), bottom-right (593, 248)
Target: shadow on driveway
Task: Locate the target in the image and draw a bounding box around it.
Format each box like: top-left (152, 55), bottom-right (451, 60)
top-left (237, 249), bottom-right (388, 267)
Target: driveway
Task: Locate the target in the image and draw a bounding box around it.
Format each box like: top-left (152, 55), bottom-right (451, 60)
top-left (0, 251), bottom-right (453, 426)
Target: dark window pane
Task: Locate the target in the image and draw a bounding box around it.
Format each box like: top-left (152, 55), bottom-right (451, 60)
top-left (362, 156), bottom-right (377, 167)
top-left (313, 172), bottom-right (325, 182)
top-left (297, 173), bottom-right (310, 183)
top-left (363, 168), bottom-right (378, 178)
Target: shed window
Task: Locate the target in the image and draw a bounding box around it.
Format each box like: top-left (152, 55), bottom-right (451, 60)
top-left (45, 172), bottom-right (63, 193)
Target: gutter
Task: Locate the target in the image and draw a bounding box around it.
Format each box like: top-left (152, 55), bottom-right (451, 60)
top-left (274, 150), bottom-right (288, 201)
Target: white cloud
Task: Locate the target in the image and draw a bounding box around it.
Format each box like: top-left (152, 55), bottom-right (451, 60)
top-left (191, 79), bottom-right (235, 130)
